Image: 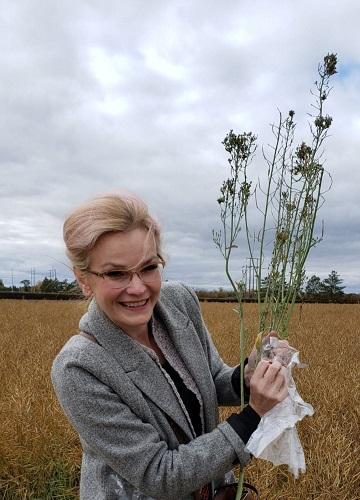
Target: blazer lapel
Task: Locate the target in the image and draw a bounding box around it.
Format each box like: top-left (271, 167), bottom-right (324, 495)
top-left (79, 300), bottom-right (193, 439)
top-left (154, 298), bottom-right (218, 432)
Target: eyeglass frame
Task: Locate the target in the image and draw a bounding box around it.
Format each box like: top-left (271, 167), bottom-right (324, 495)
top-left (84, 254), bottom-right (165, 289)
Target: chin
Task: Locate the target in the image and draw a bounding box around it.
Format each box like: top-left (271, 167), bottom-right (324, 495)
top-left (110, 302), bottom-right (154, 332)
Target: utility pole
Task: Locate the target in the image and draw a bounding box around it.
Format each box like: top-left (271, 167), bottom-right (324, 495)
top-left (246, 257), bottom-right (260, 293)
top-left (30, 268), bottom-right (36, 290)
top-left (11, 269), bottom-right (14, 292)
top-left (49, 267), bottom-right (57, 280)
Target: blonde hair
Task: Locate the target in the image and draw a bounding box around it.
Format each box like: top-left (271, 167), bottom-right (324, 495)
top-left (63, 193), bottom-right (162, 270)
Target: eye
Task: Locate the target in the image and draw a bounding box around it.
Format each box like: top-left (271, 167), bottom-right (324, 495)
top-left (105, 270), bottom-right (128, 280)
top-left (141, 263), bottom-right (158, 274)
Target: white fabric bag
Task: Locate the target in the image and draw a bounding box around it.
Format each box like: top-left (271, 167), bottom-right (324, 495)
top-left (245, 337), bottom-right (314, 478)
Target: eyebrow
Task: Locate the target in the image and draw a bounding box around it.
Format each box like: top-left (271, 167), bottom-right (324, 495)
top-left (100, 255), bottom-right (159, 271)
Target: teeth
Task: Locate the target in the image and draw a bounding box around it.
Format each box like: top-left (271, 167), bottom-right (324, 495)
top-left (121, 299), bottom-right (147, 308)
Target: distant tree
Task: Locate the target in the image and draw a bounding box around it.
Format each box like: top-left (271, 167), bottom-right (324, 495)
top-left (260, 275), bottom-right (290, 301)
top-left (37, 277), bottom-right (80, 294)
top-left (305, 275), bottom-right (323, 296)
top-left (61, 279), bottom-right (81, 293)
top-left (0, 279), bottom-right (7, 290)
top-left (321, 270), bottom-right (345, 298)
top-left (20, 279), bottom-right (31, 291)
top-left (39, 277), bottom-right (61, 292)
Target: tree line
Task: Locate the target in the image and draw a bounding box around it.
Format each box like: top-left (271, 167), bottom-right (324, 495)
top-left (0, 277), bottom-right (80, 294)
top-left (0, 270), bottom-right (356, 303)
top-left (196, 270), bottom-right (358, 303)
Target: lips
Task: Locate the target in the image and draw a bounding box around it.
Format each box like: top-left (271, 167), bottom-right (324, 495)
top-left (119, 298), bottom-right (149, 309)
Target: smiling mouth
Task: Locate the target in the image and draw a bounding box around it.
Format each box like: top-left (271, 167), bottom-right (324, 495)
top-left (119, 298), bottom-right (149, 309)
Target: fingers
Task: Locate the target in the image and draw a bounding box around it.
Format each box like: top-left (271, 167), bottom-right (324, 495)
top-left (249, 360), bottom-right (288, 416)
top-left (253, 359), bottom-right (282, 381)
top-left (252, 359), bottom-right (271, 378)
top-left (246, 332), bottom-right (292, 388)
top-left (263, 360), bottom-right (283, 383)
top-left (272, 367), bottom-right (287, 393)
top-left (248, 346), bottom-right (257, 361)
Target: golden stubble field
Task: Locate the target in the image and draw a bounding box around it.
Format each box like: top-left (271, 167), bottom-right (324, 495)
top-left (0, 299), bottom-right (359, 499)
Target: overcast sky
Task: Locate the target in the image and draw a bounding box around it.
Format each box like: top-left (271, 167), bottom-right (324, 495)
top-left (1, 0), bottom-right (359, 291)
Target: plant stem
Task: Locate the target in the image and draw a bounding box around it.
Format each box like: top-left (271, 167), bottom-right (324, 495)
top-left (235, 469), bottom-right (245, 500)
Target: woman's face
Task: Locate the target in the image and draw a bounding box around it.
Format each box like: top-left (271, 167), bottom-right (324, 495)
top-left (79, 228), bottom-right (162, 338)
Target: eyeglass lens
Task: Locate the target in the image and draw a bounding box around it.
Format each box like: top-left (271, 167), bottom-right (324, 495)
top-left (107, 264), bottom-right (162, 289)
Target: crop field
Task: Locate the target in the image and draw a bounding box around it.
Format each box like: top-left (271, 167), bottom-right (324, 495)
top-left (0, 299), bottom-right (359, 499)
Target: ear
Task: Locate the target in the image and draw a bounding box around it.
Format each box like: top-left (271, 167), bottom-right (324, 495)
top-left (74, 268), bottom-right (93, 298)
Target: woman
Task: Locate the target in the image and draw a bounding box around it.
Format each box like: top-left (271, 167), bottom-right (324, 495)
top-left (51, 193), bottom-right (287, 500)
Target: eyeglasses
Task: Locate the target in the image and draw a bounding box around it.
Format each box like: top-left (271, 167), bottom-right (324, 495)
top-left (85, 256), bottom-right (165, 289)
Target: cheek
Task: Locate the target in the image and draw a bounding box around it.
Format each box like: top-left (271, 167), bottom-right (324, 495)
top-left (152, 283), bottom-right (161, 301)
top-left (93, 285), bottom-right (119, 305)
top-left (152, 276), bottom-right (162, 293)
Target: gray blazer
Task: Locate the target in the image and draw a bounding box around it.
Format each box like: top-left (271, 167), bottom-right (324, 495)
top-left (51, 282), bottom-right (250, 499)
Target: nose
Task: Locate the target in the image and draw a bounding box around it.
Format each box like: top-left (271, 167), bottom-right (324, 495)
top-left (126, 272), bottom-right (146, 293)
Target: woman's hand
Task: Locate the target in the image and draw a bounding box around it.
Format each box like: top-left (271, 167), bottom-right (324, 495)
top-left (249, 359), bottom-right (288, 417)
top-left (244, 346), bottom-right (258, 389)
top-left (244, 331), bottom-right (290, 389)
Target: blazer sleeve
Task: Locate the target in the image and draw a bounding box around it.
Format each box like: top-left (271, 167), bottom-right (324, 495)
top-left (179, 283), bottom-right (241, 406)
top-left (51, 353), bottom-right (250, 500)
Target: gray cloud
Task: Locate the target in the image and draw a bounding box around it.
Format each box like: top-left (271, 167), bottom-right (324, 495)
top-left (1, 0), bottom-right (359, 291)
